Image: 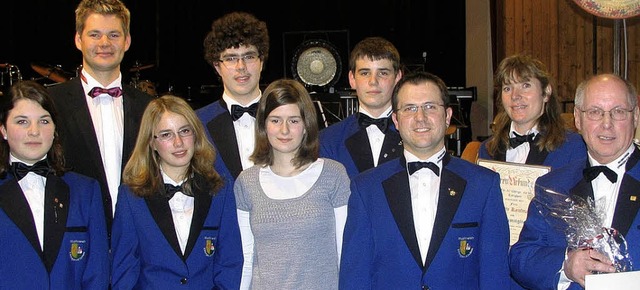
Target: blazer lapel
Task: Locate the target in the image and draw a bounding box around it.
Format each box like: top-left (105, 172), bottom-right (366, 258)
top-left (184, 177), bottom-right (212, 260)
top-left (145, 195), bottom-right (182, 258)
top-left (424, 154), bottom-right (465, 270)
top-left (121, 86), bottom-right (144, 172)
top-left (383, 158), bottom-right (422, 268)
top-left (65, 80), bottom-right (107, 185)
top-left (42, 174), bottom-right (70, 272)
top-left (612, 147), bottom-right (640, 236)
top-left (378, 128), bottom-right (403, 166)
top-left (0, 178), bottom-right (42, 257)
top-left (526, 146), bottom-right (549, 165)
top-left (346, 129), bottom-right (374, 173)
top-left (494, 146), bottom-right (507, 162)
top-left (207, 101), bottom-right (243, 179)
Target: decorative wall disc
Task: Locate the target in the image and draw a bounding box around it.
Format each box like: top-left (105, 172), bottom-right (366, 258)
top-left (573, 0), bottom-right (640, 19)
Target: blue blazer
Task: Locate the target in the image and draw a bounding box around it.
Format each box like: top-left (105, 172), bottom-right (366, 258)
top-left (0, 172), bottom-right (109, 289)
top-left (340, 154), bottom-right (511, 289)
top-left (510, 147), bottom-right (640, 290)
top-left (111, 175), bottom-right (243, 290)
top-left (319, 114), bottom-right (403, 178)
top-left (196, 100), bottom-right (244, 182)
top-left (479, 131), bottom-right (586, 168)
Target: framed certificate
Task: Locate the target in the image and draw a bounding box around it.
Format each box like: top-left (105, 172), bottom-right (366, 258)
top-left (477, 159), bottom-right (551, 245)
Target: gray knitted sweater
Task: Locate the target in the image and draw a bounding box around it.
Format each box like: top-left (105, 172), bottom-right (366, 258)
top-left (234, 158), bottom-right (350, 290)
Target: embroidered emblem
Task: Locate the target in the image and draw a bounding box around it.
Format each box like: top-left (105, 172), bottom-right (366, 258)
top-left (203, 236), bottom-right (216, 257)
top-left (69, 240), bottom-right (86, 261)
top-left (457, 237), bottom-right (474, 258)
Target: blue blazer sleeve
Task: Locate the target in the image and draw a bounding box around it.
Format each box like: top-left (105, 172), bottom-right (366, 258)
top-left (82, 176), bottom-right (110, 289)
top-left (211, 183), bottom-right (244, 289)
top-left (111, 185), bottom-right (141, 289)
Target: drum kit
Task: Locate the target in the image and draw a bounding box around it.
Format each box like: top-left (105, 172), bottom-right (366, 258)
top-left (129, 61), bottom-right (157, 97)
top-left (0, 61), bottom-right (157, 97)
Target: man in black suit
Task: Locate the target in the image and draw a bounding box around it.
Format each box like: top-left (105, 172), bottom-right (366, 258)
top-left (49, 0), bottom-right (153, 235)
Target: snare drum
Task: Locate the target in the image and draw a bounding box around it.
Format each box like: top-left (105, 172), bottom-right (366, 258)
top-left (136, 80), bottom-right (157, 97)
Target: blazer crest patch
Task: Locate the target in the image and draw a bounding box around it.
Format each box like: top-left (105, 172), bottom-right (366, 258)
top-left (457, 236), bottom-right (474, 258)
top-left (69, 240), bottom-right (86, 261)
top-left (204, 236), bottom-right (216, 257)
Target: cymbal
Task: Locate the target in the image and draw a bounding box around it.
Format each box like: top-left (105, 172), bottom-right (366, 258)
top-left (129, 64), bottom-right (154, 72)
top-left (31, 63), bottom-right (70, 83)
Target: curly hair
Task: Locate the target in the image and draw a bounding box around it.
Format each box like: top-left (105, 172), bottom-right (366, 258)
top-left (203, 11), bottom-right (269, 69)
top-left (485, 54), bottom-right (565, 157)
top-left (0, 80), bottom-right (66, 177)
top-left (123, 95), bottom-right (223, 197)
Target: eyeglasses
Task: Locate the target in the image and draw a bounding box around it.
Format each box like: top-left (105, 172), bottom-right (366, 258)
top-left (579, 107), bottom-right (634, 121)
top-left (218, 53), bottom-right (261, 68)
top-left (154, 127), bottom-right (194, 142)
top-left (396, 103), bottom-right (445, 116)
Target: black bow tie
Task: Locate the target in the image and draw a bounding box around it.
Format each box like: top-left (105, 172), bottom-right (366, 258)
top-left (88, 87), bottom-right (122, 98)
top-left (12, 160), bottom-right (50, 180)
top-left (583, 166), bottom-right (618, 183)
top-left (164, 183), bottom-right (192, 199)
top-left (509, 132), bottom-right (536, 148)
top-left (407, 161), bottom-right (440, 176)
top-left (358, 113), bottom-right (389, 132)
top-left (230, 103), bottom-right (258, 121)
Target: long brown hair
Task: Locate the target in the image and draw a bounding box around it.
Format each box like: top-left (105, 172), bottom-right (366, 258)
top-left (486, 54), bottom-right (565, 157)
top-left (251, 79), bottom-right (319, 168)
top-left (123, 95), bottom-right (223, 197)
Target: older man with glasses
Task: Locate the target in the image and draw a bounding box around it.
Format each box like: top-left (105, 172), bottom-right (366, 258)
top-left (510, 73), bottom-right (640, 290)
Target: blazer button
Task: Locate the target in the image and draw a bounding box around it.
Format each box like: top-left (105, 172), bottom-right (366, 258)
top-left (421, 286), bottom-right (430, 290)
top-left (180, 277), bottom-right (187, 284)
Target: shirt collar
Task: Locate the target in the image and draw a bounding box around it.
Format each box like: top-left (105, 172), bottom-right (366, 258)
top-left (9, 153), bottom-right (47, 166)
top-left (222, 93), bottom-right (261, 113)
top-left (588, 143), bottom-right (635, 175)
top-left (359, 106), bottom-right (392, 119)
top-left (509, 122), bottom-right (539, 138)
top-left (404, 146), bottom-right (446, 165)
top-left (80, 69), bottom-right (122, 96)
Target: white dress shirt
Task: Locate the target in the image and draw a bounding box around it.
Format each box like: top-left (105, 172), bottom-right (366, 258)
top-left (81, 71), bottom-right (124, 214)
top-left (223, 94), bottom-right (260, 170)
top-left (161, 170), bottom-right (193, 255)
top-left (11, 154), bottom-right (47, 250)
top-left (359, 107), bottom-right (392, 167)
top-left (405, 147), bottom-right (446, 264)
top-left (506, 123), bottom-right (539, 164)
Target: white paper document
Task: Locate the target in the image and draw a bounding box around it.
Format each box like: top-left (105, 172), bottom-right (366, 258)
top-left (585, 271), bottom-right (640, 290)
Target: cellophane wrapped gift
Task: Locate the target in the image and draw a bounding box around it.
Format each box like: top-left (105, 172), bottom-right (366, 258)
top-left (533, 185), bottom-right (633, 272)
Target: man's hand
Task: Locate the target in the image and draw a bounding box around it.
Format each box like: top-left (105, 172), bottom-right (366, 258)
top-left (564, 248), bottom-right (616, 287)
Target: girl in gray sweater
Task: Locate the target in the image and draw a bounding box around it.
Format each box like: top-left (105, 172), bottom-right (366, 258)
top-left (234, 79), bottom-right (350, 290)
